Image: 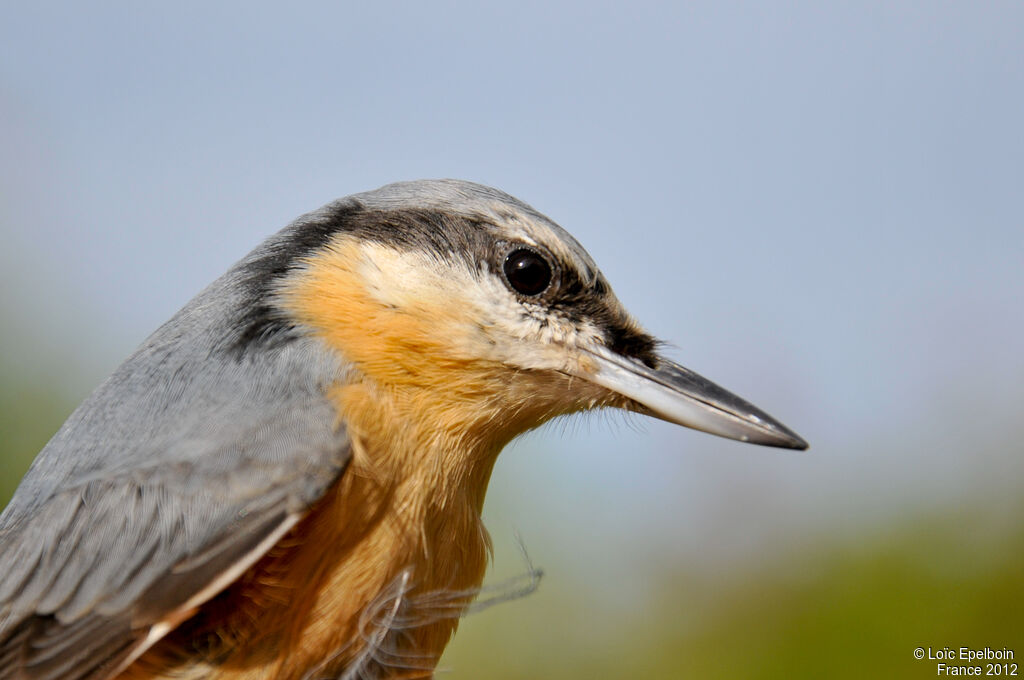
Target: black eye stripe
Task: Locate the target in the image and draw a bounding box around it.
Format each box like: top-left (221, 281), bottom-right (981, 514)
top-left (503, 248), bottom-right (553, 296)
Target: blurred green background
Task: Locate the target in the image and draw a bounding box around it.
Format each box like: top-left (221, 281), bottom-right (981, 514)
top-left (2, 2), bottom-right (1022, 677)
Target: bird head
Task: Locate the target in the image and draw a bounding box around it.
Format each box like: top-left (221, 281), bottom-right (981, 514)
top-left (264, 180), bottom-right (806, 458)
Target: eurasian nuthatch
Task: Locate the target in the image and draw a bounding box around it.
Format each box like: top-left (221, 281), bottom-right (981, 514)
top-left (0, 180), bottom-right (806, 680)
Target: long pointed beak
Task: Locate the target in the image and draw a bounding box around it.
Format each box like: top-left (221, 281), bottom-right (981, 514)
top-left (577, 345), bottom-right (808, 450)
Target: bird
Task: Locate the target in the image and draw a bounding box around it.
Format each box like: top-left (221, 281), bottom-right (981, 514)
top-left (0, 179), bottom-right (807, 680)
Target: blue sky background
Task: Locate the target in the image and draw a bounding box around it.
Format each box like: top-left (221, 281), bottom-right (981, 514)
top-left (1, 0), bottom-right (1022, 653)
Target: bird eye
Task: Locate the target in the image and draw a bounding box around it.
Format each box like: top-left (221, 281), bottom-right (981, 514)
top-left (503, 248), bottom-right (552, 296)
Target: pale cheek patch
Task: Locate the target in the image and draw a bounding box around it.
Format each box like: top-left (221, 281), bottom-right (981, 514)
top-left (351, 242), bottom-right (601, 372)
top-left (355, 244), bottom-right (468, 312)
top-left (341, 240), bottom-right (497, 361)
top-left (470, 274), bottom-right (604, 374)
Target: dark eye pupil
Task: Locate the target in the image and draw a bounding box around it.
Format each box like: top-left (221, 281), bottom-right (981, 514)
top-left (503, 248), bottom-right (552, 296)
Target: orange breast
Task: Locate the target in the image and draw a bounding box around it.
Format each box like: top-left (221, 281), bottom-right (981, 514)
top-left (123, 428), bottom-right (496, 680)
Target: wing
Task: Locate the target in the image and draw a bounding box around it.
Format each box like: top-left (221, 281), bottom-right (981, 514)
top-left (0, 405), bottom-right (348, 680)
top-left (0, 252), bottom-right (351, 680)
